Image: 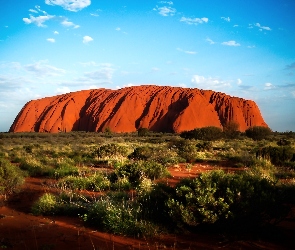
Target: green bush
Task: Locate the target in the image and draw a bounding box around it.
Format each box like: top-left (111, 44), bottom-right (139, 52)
top-left (31, 193), bottom-right (57, 215)
top-left (173, 140), bottom-right (198, 163)
top-left (245, 126), bottom-right (272, 141)
top-left (58, 174), bottom-right (111, 191)
top-left (83, 196), bottom-right (158, 237)
top-left (0, 158), bottom-right (25, 195)
top-left (180, 126), bottom-right (223, 141)
top-left (167, 170), bottom-right (286, 229)
top-left (128, 146), bottom-right (154, 160)
top-left (97, 143), bottom-right (129, 159)
top-left (256, 146), bottom-right (294, 166)
top-left (223, 121), bottom-right (240, 139)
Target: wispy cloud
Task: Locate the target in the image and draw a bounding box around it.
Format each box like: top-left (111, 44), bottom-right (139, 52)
top-left (264, 82), bottom-right (275, 90)
top-left (45, 0), bottom-right (91, 12)
top-left (24, 61), bottom-right (66, 77)
top-left (249, 23), bottom-right (271, 31)
top-left (64, 64), bottom-right (115, 86)
top-left (255, 23), bottom-right (271, 31)
top-left (154, 6), bottom-right (176, 16)
top-left (285, 62), bottom-right (295, 70)
top-left (237, 79), bottom-right (242, 85)
top-left (83, 36), bottom-right (93, 44)
top-left (61, 19), bottom-right (80, 28)
top-left (47, 38), bottom-right (55, 43)
top-left (177, 48), bottom-right (197, 54)
top-left (191, 75), bottom-right (231, 90)
top-left (151, 67), bottom-right (160, 72)
top-left (221, 16), bottom-right (230, 22)
top-left (23, 5), bottom-right (54, 27)
top-left (180, 17), bottom-right (208, 25)
top-left (159, 1), bottom-right (173, 5)
top-left (222, 40), bottom-right (241, 46)
top-left (206, 37), bottom-right (215, 44)
top-left (23, 14), bottom-right (54, 27)
top-left (54, 31), bottom-right (59, 35)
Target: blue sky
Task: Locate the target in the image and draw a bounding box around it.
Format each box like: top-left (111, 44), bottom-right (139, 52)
top-left (0, 0), bottom-right (294, 132)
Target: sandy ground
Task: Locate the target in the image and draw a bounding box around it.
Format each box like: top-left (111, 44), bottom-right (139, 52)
top-left (1, 163), bottom-right (295, 250)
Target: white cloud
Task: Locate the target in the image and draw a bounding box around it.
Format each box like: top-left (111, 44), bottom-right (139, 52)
top-left (152, 67), bottom-right (160, 72)
top-left (23, 14), bottom-right (54, 27)
top-left (180, 17), bottom-right (208, 25)
top-left (247, 45), bottom-right (255, 49)
top-left (206, 37), bottom-right (215, 44)
top-left (54, 31), bottom-right (59, 34)
top-left (233, 24), bottom-right (239, 27)
top-left (47, 38), bottom-right (55, 43)
top-left (221, 17), bottom-right (230, 22)
top-left (61, 19), bottom-right (80, 28)
top-left (29, 9), bottom-right (38, 13)
top-left (45, 0), bottom-right (91, 12)
top-left (64, 64), bottom-right (115, 86)
top-left (255, 23), bottom-right (271, 31)
top-left (115, 27), bottom-right (121, 31)
top-left (56, 86), bottom-right (71, 94)
top-left (83, 36), bottom-right (93, 44)
top-left (237, 79), bottom-right (242, 85)
top-left (191, 75), bottom-right (231, 90)
top-left (159, 1), bottom-right (173, 5)
top-left (177, 48), bottom-right (197, 54)
top-left (222, 40), bottom-right (240, 46)
top-left (79, 61), bottom-right (99, 67)
top-left (154, 6), bottom-right (176, 16)
top-left (24, 61), bottom-right (66, 77)
top-left (264, 82), bottom-right (275, 90)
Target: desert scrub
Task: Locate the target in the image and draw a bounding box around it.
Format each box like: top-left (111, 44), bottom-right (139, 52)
top-left (167, 170), bottom-right (286, 229)
top-left (32, 192), bottom-right (87, 216)
top-left (97, 143), bottom-right (129, 160)
top-left (112, 161), bottom-right (169, 186)
top-left (0, 158), bottom-right (25, 195)
top-left (83, 195), bottom-right (159, 237)
top-left (58, 174), bottom-right (111, 191)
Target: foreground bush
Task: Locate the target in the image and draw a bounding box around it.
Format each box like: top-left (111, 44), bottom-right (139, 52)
top-left (0, 158), bottom-right (25, 195)
top-left (167, 170), bottom-right (288, 229)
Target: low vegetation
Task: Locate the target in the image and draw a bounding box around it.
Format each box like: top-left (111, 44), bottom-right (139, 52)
top-left (1, 128), bottom-right (295, 238)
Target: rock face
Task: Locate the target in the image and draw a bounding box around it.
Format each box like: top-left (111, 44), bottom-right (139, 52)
top-left (9, 85), bottom-right (268, 133)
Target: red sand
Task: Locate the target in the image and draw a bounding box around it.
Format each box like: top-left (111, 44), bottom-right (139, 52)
top-left (1, 164), bottom-right (294, 249)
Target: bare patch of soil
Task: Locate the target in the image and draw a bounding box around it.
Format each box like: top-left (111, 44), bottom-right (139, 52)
top-left (1, 163), bottom-right (295, 250)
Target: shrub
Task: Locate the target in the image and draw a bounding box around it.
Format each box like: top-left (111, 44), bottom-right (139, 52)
top-left (0, 158), bottom-right (25, 195)
top-left (167, 170), bottom-right (285, 229)
top-left (137, 128), bottom-right (150, 136)
top-left (83, 196), bottom-right (158, 237)
top-left (128, 146), bottom-right (154, 160)
top-left (174, 139), bottom-right (198, 163)
top-left (97, 143), bottom-right (129, 159)
top-left (256, 146), bottom-right (294, 166)
top-left (223, 121), bottom-right (240, 139)
top-left (31, 193), bottom-right (57, 215)
top-left (245, 126), bottom-right (272, 141)
top-left (58, 174), bottom-right (111, 191)
top-left (180, 126), bottom-right (223, 141)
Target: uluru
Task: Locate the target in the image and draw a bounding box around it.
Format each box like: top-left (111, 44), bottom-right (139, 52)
top-left (9, 85), bottom-right (268, 133)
